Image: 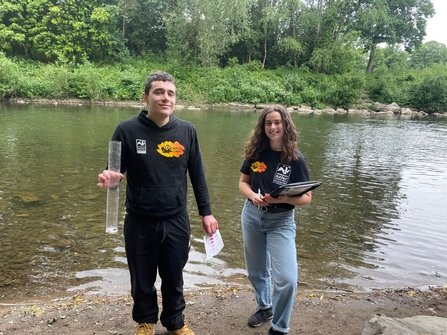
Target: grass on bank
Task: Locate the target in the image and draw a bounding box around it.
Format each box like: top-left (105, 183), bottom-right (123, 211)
top-left (1, 53), bottom-right (446, 113)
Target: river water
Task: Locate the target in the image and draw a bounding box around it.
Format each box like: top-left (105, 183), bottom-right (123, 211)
top-left (1, 102), bottom-right (446, 302)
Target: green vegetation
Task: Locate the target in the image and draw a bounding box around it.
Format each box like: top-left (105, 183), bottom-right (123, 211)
top-left (1, 51), bottom-right (447, 113)
top-left (1, 0), bottom-right (447, 113)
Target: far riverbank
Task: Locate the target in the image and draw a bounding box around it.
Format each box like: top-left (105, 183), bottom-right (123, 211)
top-left (4, 98), bottom-right (447, 118)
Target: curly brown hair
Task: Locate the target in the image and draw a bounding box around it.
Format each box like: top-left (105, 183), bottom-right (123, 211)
top-left (244, 104), bottom-right (298, 163)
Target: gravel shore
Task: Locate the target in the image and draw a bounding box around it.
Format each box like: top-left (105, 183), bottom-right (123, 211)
top-left (1, 284), bottom-right (447, 335)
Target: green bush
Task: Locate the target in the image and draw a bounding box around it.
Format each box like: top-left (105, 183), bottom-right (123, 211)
top-left (275, 90), bottom-right (301, 106)
top-left (0, 53), bottom-right (445, 113)
top-left (283, 73), bottom-right (305, 94)
top-left (0, 53), bottom-right (21, 98)
top-left (365, 65), bottom-right (398, 104)
top-left (408, 65), bottom-right (447, 113)
top-left (39, 65), bottom-right (72, 98)
top-left (114, 69), bottom-right (144, 100)
top-left (70, 62), bottom-right (103, 100)
top-left (239, 81), bottom-right (268, 104)
top-left (323, 74), bottom-right (364, 108)
top-left (227, 57), bottom-right (239, 67)
top-left (245, 60), bottom-right (262, 72)
top-left (300, 87), bottom-right (321, 108)
top-left (208, 84), bottom-right (241, 103)
top-left (16, 76), bottom-right (46, 98)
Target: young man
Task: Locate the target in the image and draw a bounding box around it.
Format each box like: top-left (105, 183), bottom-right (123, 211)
top-left (98, 71), bottom-right (219, 335)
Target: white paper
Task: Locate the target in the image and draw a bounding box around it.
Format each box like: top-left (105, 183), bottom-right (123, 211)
top-left (204, 229), bottom-right (224, 260)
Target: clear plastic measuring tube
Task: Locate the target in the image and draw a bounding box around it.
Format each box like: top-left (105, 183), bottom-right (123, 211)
top-left (105, 140), bottom-right (122, 234)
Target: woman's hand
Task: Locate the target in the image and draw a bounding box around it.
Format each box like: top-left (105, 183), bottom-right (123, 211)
top-left (252, 191), bottom-right (268, 208)
top-left (264, 192), bottom-right (312, 206)
top-left (263, 193), bottom-right (283, 204)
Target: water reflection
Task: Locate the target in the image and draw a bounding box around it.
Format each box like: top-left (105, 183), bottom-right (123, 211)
top-left (1, 103), bottom-right (447, 302)
top-left (297, 118), bottom-right (447, 289)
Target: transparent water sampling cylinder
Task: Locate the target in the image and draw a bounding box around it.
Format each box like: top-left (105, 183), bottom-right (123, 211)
top-left (105, 140), bottom-right (122, 234)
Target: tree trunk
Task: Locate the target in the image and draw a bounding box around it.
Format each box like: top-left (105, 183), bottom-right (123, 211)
top-left (122, 1), bottom-right (126, 42)
top-left (262, 36), bottom-right (267, 69)
top-left (366, 43), bottom-right (376, 74)
top-left (316, 0), bottom-right (323, 40)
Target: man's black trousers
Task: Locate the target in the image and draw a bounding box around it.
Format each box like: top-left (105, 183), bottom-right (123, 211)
top-left (124, 212), bottom-right (191, 330)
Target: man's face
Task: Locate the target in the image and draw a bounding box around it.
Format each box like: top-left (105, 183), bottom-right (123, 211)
top-left (143, 80), bottom-right (176, 117)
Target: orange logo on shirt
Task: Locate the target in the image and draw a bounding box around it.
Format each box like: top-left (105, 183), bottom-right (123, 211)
top-left (157, 141), bottom-right (185, 158)
top-left (250, 161), bottom-right (267, 173)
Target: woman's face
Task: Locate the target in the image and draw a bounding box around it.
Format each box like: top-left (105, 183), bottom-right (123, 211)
top-left (264, 111), bottom-right (284, 142)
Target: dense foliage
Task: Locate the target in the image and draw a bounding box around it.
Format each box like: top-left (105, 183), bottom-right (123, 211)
top-left (0, 0), bottom-right (436, 70)
top-left (1, 0), bottom-right (447, 112)
top-left (1, 50), bottom-right (447, 113)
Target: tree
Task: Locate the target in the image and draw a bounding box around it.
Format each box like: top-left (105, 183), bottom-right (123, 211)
top-left (409, 64), bottom-right (447, 112)
top-left (277, 37), bottom-right (303, 67)
top-left (354, 0), bottom-right (435, 73)
top-left (0, 0), bottom-right (51, 59)
top-left (42, 0), bottom-right (119, 62)
top-left (268, 0), bottom-right (308, 68)
top-left (0, 0), bottom-right (119, 62)
top-left (258, 0), bottom-right (284, 68)
top-left (165, 0), bottom-right (253, 67)
top-left (226, 0), bottom-right (265, 65)
top-left (122, 0), bottom-right (176, 56)
top-left (410, 41), bottom-right (447, 69)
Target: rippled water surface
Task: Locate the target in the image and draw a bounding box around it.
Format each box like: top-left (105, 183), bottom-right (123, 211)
top-left (1, 102), bottom-right (446, 302)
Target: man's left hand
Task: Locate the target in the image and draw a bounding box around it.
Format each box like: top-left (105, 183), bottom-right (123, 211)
top-left (202, 215), bottom-right (219, 235)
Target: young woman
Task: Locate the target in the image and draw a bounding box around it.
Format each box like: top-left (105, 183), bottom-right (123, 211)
top-left (238, 104), bottom-right (312, 335)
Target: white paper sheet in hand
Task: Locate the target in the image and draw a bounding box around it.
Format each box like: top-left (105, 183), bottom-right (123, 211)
top-left (204, 229), bottom-right (224, 260)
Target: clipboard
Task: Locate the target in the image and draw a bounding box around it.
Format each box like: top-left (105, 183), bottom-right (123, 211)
top-left (269, 180), bottom-right (322, 198)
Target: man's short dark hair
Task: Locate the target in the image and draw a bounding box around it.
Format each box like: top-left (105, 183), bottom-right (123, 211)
top-left (144, 71), bottom-right (176, 95)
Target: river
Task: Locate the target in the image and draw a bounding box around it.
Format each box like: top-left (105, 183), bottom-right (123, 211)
top-left (0, 102), bottom-right (446, 302)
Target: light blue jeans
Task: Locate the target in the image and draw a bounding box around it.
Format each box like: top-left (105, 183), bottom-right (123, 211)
top-left (241, 199), bottom-right (298, 334)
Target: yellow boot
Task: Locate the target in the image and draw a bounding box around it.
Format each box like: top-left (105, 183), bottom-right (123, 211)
top-left (165, 318), bottom-right (195, 335)
top-left (135, 323), bottom-right (155, 335)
